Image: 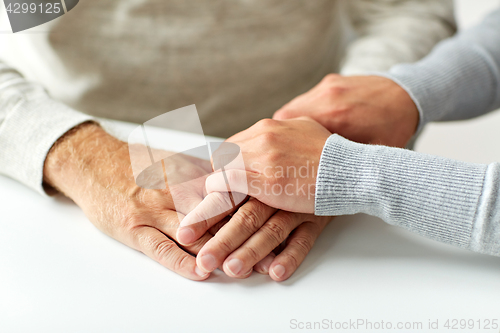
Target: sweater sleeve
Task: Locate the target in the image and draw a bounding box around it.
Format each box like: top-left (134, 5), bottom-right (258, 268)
top-left (0, 63), bottom-right (94, 196)
top-left (340, 0), bottom-right (456, 75)
top-left (315, 134), bottom-right (500, 256)
top-left (376, 8), bottom-right (500, 132)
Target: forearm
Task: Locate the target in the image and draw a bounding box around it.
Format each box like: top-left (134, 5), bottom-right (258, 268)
top-left (376, 8), bottom-right (500, 131)
top-left (315, 134), bottom-right (500, 256)
top-left (41, 108), bottom-right (213, 281)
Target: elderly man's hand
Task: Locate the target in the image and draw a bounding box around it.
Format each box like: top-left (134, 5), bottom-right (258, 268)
top-left (43, 123), bottom-right (279, 281)
top-left (43, 123), bottom-right (217, 280)
top-left (273, 74), bottom-right (419, 148)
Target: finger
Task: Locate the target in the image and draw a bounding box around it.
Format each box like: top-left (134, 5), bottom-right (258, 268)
top-left (171, 174), bottom-right (246, 239)
top-left (132, 225), bottom-right (210, 281)
top-left (167, 177), bottom-right (206, 214)
top-left (208, 216), bottom-right (230, 236)
top-left (180, 191), bottom-right (233, 228)
top-left (183, 232), bottom-right (213, 255)
top-left (147, 210), bottom-right (213, 256)
top-left (270, 216), bottom-right (332, 282)
top-left (177, 191), bottom-right (237, 245)
top-left (206, 194), bottom-right (249, 236)
top-left (195, 199), bottom-right (277, 273)
top-left (157, 222), bottom-right (214, 256)
top-left (222, 211), bottom-right (303, 278)
top-left (253, 252), bottom-right (276, 275)
top-left (205, 169), bottom-right (261, 197)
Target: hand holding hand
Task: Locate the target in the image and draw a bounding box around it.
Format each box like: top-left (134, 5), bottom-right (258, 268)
top-left (43, 123), bottom-right (287, 281)
top-left (180, 196), bottom-right (332, 281)
top-left (176, 118), bottom-right (333, 280)
top-left (181, 117), bottom-right (331, 219)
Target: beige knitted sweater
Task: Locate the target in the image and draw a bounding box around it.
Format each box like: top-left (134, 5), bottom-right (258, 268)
top-left (0, 0), bottom-right (455, 193)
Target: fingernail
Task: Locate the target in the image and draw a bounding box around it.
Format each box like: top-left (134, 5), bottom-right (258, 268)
top-left (178, 227), bottom-right (195, 244)
top-left (199, 254), bottom-right (217, 272)
top-left (226, 258), bottom-right (243, 276)
top-left (271, 264), bottom-right (286, 279)
top-left (255, 255), bottom-right (274, 274)
top-left (195, 266), bottom-right (209, 278)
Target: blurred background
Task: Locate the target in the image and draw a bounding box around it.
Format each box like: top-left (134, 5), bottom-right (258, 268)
top-left (1, 0), bottom-right (499, 163)
top-left (416, 0), bottom-right (500, 163)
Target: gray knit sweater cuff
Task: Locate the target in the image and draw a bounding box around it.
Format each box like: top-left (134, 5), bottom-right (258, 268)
top-left (373, 40), bottom-right (500, 132)
top-left (315, 134), bottom-right (488, 249)
top-left (0, 93), bottom-right (93, 196)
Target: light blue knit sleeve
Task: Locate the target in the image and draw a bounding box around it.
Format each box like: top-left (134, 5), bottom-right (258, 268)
top-left (315, 9), bottom-right (500, 256)
top-left (376, 8), bottom-right (500, 131)
top-left (315, 135), bottom-right (500, 256)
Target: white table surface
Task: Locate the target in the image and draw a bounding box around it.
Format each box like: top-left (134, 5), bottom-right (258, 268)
top-left (1, 120), bottom-right (500, 333)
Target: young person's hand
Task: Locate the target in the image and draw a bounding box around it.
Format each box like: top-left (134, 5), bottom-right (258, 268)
top-left (176, 118), bottom-right (334, 280)
top-left (273, 74), bottom-right (419, 148)
top-left (179, 117), bottom-right (331, 221)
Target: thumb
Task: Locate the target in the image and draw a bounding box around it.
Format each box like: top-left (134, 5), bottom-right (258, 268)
top-left (177, 191), bottom-right (242, 245)
top-left (177, 169), bottom-right (257, 245)
top-left (205, 169), bottom-right (265, 198)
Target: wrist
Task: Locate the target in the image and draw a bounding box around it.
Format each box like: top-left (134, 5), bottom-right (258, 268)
top-left (371, 75), bottom-right (419, 136)
top-left (315, 134), bottom-right (377, 216)
top-left (43, 122), bottom-right (129, 199)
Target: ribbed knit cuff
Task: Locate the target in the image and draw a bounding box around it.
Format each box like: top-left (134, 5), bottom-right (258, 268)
top-left (471, 163), bottom-right (500, 256)
top-left (0, 95), bottom-right (93, 196)
top-left (315, 134), bottom-right (488, 249)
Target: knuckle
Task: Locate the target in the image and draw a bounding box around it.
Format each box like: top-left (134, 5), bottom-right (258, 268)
top-left (257, 133), bottom-right (280, 153)
top-left (264, 221), bottom-right (288, 244)
top-left (215, 237), bottom-right (235, 254)
top-left (121, 194), bottom-right (165, 230)
top-left (291, 234), bottom-right (313, 255)
top-left (211, 192), bottom-right (234, 211)
top-left (236, 206), bottom-right (263, 233)
top-left (122, 205), bottom-right (144, 231)
top-left (244, 246), bottom-right (261, 263)
top-left (172, 253), bottom-right (191, 273)
top-left (152, 238), bottom-right (176, 262)
top-left (323, 73), bottom-right (340, 82)
top-left (324, 85), bottom-right (346, 98)
top-left (256, 118), bottom-right (278, 128)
